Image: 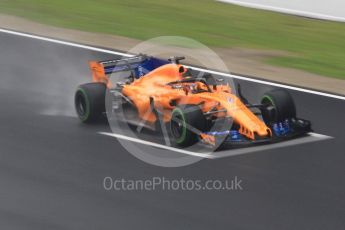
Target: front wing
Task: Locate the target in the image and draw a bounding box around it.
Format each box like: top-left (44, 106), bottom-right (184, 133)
top-left (200, 118), bottom-right (312, 149)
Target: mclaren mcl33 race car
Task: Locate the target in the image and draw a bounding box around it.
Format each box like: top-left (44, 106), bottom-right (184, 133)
top-left (74, 55), bottom-right (311, 148)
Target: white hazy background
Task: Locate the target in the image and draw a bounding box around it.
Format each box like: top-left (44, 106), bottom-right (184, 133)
top-left (218, 0), bottom-right (345, 22)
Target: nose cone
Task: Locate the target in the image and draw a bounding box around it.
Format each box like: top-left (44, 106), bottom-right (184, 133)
top-left (254, 125), bottom-right (271, 137)
top-left (220, 94), bottom-right (271, 139)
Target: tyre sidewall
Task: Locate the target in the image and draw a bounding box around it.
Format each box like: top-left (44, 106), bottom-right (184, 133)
top-left (75, 83), bottom-right (106, 123)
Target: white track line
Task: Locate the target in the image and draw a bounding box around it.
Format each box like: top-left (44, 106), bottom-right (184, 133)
top-left (0, 28), bottom-right (132, 57)
top-left (213, 132), bottom-right (332, 158)
top-left (187, 66), bottom-right (345, 100)
top-left (99, 131), bottom-right (331, 158)
top-left (99, 132), bottom-right (215, 159)
top-left (0, 28), bottom-right (344, 101)
top-left (217, 0), bottom-right (345, 23)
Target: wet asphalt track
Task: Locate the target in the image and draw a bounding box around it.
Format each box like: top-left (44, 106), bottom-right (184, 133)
top-left (0, 31), bottom-right (344, 230)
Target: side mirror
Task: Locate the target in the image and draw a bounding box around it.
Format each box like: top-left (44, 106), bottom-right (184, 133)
top-left (168, 56), bottom-right (185, 64)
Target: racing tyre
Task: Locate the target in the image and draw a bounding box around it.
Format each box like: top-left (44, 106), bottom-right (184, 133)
top-left (261, 89), bottom-right (296, 123)
top-left (170, 105), bottom-right (206, 147)
top-left (75, 83), bottom-right (106, 123)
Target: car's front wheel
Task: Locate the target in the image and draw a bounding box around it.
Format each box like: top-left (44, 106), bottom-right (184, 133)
top-left (170, 105), bottom-right (206, 147)
top-left (261, 89), bottom-right (296, 124)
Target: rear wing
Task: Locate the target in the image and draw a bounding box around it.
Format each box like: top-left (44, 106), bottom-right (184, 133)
top-left (89, 54), bottom-right (168, 84)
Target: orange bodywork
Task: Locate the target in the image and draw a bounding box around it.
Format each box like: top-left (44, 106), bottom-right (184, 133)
top-left (90, 61), bottom-right (272, 140)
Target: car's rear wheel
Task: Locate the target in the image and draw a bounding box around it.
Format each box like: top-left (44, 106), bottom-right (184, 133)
top-left (75, 83), bottom-right (106, 123)
top-left (261, 89), bottom-right (296, 123)
top-left (170, 105), bottom-right (206, 147)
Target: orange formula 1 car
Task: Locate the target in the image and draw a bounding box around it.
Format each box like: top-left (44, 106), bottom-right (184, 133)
top-left (75, 55), bottom-right (311, 147)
